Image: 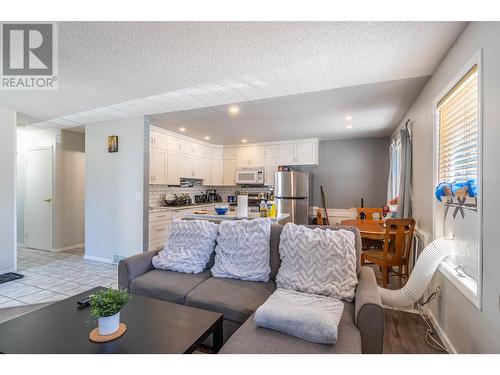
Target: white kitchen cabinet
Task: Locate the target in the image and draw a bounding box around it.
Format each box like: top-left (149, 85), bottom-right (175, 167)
top-left (278, 143), bottom-right (295, 165)
top-left (278, 140), bottom-right (318, 166)
top-left (149, 148), bottom-right (167, 184)
top-left (211, 159), bottom-right (224, 185)
top-left (264, 157), bottom-right (278, 186)
top-left (178, 155), bottom-right (194, 179)
top-left (150, 131), bottom-right (167, 149)
top-left (223, 158), bottom-right (236, 185)
top-left (236, 146), bottom-right (264, 168)
top-left (149, 220), bottom-right (171, 242)
top-left (166, 151), bottom-right (179, 185)
top-left (224, 147), bottom-right (237, 160)
top-left (167, 136), bottom-right (182, 153)
top-left (264, 145), bottom-right (279, 158)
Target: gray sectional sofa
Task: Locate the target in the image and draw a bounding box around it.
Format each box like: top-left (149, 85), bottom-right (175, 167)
top-left (118, 224), bottom-right (384, 354)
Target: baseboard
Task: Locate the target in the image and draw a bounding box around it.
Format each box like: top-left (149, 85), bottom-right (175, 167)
top-left (382, 305), bottom-right (420, 314)
top-left (426, 307), bottom-right (458, 354)
top-left (51, 243), bottom-right (85, 253)
top-left (0, 267), bottom-right (17, 274)
top-left (83, 254), bottom-right (115, 264)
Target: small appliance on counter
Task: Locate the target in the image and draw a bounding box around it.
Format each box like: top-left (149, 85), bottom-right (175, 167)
top-left (206, 189), bottom-right (222, 203)
top-left (164, 193), bottom-right (192, 206)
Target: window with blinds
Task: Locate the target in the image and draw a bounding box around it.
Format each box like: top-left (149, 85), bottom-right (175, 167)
top-left (390, 136), bottom-right (401, 199)
top-left (438, 65), bottom-right (479, 183)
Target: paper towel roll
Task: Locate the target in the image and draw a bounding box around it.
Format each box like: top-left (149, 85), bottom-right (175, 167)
top-left (236, 195), bottom-right (248, 218)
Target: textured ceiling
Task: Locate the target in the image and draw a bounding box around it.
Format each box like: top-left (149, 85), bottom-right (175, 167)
top-left (150, 76), bottom-right (429, 143)
top-left (0, 21), bottom-right (466, 139)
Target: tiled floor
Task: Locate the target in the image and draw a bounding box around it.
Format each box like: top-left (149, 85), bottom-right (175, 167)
top-left (0, 248), bottom-right (118, 308)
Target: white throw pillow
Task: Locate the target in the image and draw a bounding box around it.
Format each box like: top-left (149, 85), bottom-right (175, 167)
top-left (276, 223), bottom-right (358, 301)
top-left (152, 220), bottom-right (219, 274)
top-left (210, 218), bottom-right (271, 282)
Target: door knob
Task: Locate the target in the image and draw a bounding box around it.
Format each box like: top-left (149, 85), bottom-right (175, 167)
top-left (43, 198), bottom-right (52, 202)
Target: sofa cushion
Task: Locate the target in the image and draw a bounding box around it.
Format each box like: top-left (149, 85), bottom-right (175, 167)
top-left (276, 223), bottom-right (358, 302)
top-left (211, 219), bottom-right (271, 282)
top-left (220, 303), bottom-right (361, 354)
top-left (185, 277), bottom-right (276, 324)
top-left (152, 220), bottom-right (219, 274)
top-left (130, 269), bottom-right (211, 304)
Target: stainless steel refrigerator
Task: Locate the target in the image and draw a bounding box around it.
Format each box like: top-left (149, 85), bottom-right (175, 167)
top-left (274, 171), bottom-right (310, 224)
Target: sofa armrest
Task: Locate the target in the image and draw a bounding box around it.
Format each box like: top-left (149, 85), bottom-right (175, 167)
top-left (118, 250), bottom-right (159, 291)
top-left (355, 266), bottom-right (384, 354)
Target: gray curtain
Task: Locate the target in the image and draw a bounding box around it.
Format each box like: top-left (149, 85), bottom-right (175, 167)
top-left (397, 127), bottom-right (412, 218)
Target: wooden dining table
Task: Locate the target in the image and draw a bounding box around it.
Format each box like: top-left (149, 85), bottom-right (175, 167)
top-left (340, 219), bottom-right (394, 240)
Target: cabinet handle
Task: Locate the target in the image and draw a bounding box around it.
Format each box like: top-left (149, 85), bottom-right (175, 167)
top-left (156, 215), bottom-right (166, 218)
top-left (156, 228), bottom-right (165, 232)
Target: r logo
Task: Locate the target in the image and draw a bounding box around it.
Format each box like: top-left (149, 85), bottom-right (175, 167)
top-left (2, 23), bottom-right (53, 76)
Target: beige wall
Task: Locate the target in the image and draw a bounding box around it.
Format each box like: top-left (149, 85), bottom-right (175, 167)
top-left (398, 22), bottom-right (500, 353)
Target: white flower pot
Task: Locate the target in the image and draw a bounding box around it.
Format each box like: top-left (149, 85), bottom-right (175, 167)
top-left (98, 312), bottom-right (120, 335)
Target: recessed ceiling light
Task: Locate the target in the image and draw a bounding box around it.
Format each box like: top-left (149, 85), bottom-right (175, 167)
top-left (346, 125), bottom-right (353, 129)
top-left (179, 127), bottom-right (186, 132)
top-left (204, 136), bottom-right (210, 140)
top-left (345, 116), bottom-right (353, 121)
top-left (241, 139), bottom-right (247, 143)
top-left (229, 105), bottom-right (240, 115)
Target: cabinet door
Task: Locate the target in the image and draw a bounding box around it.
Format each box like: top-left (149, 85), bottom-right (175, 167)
top-left (223, 159), bottom-right (236, 185)
top-left (264, 157), bottom-right (278, 186)
top-left (236, 147), bottom-right (250, 168)
top-left (178, 155), bottom-right (194, 179)
top-left (212, 159), bottom-right (224, 185)
top-left (223, 147), bottom-right (237, 160)
top-left (150, 131), bottom-right (167, 149)
top-left (264, 145), bottom-right (279, 158)
top-left (295, 141), bottom-right (316, 165)
top-left (192, 157), bottom-right (203, 179)
top-left (167, 136), bottom-right (182, 153)
top-left (150, 148), bottom-right (166, 184)
top-left (201, 157), bottom-right (212, 184)
top-left (278, 143), bottom-right (295, 165)
top-left (166, 152), bottom-right (179, 185)
top-left (249, 146), bottom-right (264, 167)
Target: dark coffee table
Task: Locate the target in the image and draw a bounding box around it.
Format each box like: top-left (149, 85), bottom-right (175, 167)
top-left (0, 287), bottom-right (223, 354)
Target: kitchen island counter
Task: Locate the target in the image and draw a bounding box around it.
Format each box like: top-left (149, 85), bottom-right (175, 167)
top-left (183, 212), bottom-right (290, 224)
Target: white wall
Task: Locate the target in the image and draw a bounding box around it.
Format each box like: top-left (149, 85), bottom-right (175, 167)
top-left (85, 117), bottom-right (147, 263)
top-left (0, 108), bottom-right (17, 273)
top-left (398, 22), bottom-right (500, 353)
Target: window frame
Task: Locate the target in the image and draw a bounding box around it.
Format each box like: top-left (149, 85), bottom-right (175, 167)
top-left (432, 50), bottom-right (483, 309)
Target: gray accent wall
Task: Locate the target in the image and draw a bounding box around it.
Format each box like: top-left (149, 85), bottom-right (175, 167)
top-left (301, 138), bottom-right (390, 209)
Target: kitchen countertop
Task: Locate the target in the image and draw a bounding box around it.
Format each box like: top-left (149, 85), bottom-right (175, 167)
top-left (149, 203), bottom-right (217, 212)
top-left (183, 212), bottom-right (290, 224)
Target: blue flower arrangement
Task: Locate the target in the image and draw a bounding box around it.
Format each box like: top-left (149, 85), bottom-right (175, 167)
top-left (435, 178), bottom-right (477, 202)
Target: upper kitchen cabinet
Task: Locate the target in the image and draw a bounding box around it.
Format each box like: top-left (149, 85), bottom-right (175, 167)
top-left (166, 151), bottom-right (179, 185)
top-left (223, 159), bottom-right (236, 185)
top-left (264, 157), bottom-right (278, 186)
top-left (236, 146), bottom-right (264, 168)
top-left (150, 148), bottom-right (167, 184)
top-left (278, 139), bottom-right (319, 166)
top-left (150, 131), bottom-right (167, 149)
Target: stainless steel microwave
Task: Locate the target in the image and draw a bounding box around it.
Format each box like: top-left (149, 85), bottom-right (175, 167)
top-left (235, 168), bottom-right (264, 185)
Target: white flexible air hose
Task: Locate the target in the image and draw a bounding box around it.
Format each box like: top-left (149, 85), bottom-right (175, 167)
top-left (378, 237), bottom-right (455, 307)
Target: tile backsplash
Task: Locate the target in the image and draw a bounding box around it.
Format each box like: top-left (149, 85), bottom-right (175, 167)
top-left (149, 185), bottom-right (272, 208)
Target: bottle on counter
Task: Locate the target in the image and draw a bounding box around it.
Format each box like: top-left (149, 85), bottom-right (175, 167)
top-left (267, 201), bottom-right (277, 218)
top-left (259, 199), bottom-right (268, 217)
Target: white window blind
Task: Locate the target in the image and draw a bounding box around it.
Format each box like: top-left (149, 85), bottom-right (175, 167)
top-left (390, 136), bottom-right (401, 199)
top-left (438, 65), bottom-right (479, 183)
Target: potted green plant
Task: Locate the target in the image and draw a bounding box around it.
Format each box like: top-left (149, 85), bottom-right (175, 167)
top-left (90, 288), bottom-right (130, 335)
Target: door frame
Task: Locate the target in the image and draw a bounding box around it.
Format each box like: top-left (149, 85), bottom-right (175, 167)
top-left (24, 146), bottom-right (54, 250)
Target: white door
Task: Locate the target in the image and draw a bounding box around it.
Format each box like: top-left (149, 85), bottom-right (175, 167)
top-left (25, 148), bottom-right (53, 250)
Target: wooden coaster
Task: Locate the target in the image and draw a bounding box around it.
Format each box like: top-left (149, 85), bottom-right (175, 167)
top-left (89, 323), bottom-right (127, 343)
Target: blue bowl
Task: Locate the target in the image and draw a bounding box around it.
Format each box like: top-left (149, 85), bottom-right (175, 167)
top-left (215, 207), bottom-right (229, 215)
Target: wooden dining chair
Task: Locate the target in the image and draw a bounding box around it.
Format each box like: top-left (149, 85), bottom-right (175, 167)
top-left (357, 207), bottom-right (383, 220)
top-left (361, 218), bottom-right (416, 288)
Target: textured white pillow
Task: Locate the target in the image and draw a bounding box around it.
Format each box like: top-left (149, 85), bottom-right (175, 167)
top-left (276, 223), bottom-right (358, 301)
top-left (211, 218), bottom-right (271, 282)
top-left (152, 220), bottom-right (219, 274)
